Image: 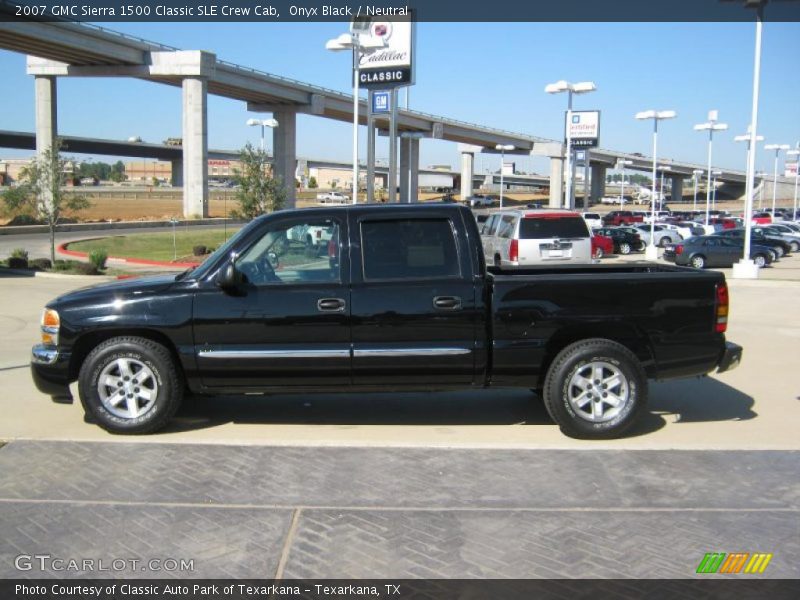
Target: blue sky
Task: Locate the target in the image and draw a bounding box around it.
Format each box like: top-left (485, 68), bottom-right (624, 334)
top-left (1, 21), bottom-right (799, 174)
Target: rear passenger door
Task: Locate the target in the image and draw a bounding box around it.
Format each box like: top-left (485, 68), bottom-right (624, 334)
top-left (349, 210), bottom-right (478, 386)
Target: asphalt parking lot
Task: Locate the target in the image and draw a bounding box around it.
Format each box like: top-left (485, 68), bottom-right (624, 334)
top-left (0, 266), bottom-right (798, 579)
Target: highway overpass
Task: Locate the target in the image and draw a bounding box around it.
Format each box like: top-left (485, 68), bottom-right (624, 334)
top-left (0, 18), bottom-right (786, 215)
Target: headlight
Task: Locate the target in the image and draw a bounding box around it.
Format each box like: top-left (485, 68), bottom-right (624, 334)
top-left (41, 308), bottom-right (60, 346)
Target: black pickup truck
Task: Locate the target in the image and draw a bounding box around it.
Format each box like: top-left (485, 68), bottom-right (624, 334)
top-left (31, 204), bottom-right (742, 439)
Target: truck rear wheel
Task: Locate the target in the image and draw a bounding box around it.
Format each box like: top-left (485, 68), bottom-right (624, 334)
top-left (542, 338), bottom-right (647, 439)
top-left (78, 336), bottom-right (183, 434)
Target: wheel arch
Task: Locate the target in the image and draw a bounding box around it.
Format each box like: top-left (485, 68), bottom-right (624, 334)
top-left (68, 328), bottom-right (185, 383)
top-left (541, 327), bottom-right (657, 382)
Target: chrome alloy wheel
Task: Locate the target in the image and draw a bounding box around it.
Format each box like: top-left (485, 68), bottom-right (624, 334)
top-left (97, 358), bottom-right (159, 419)
top-left (567, 361), bottom-right (630, 423)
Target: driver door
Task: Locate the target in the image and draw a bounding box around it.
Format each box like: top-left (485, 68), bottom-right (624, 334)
top-left (192, 213), bottom-right (351, 389)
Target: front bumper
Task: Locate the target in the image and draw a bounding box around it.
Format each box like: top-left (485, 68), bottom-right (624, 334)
top-left (30, 344), bottom-right (73, 402)
top-left (716, 341), bottom-right (743, 374)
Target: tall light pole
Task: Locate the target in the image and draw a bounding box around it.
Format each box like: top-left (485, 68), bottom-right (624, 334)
top-left (731, 0), bottom-right (766, 279)
top-left (764, 144), bottom-right (790, 216)
top-left (692, 169), bottom-right (704, 212)
top-left (246, 118), bottom-right (279, 152)
top-left (616, 159), bottom-right (632, 208)
top-left (496, 144), bottom-right (515, 208)
top-left (545, 80), bottom-right (597, 209)
top-left (326, 30), bottom-right (386, 205)
top-left (756, 172), bottom-right (768, 210)
top-left (788, 146), bottom-right (800, 220)
top-left (635, 109), bottom-right (677, 260)
top-left (734, 128), bottom-right (764, 219)
top-left (694, 110), bottom-right (728, 226)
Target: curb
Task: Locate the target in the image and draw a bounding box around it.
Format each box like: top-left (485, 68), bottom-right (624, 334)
top-left (0, 218), bottom-right (245, 236)
top-left (58, 242), bottom-right (200, 269)
top-left (0, 268), bottom-right (115, 281)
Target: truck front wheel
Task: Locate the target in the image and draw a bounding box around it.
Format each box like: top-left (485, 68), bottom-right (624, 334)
top-left (78, 336), bottom-right (183, 434)
top-left (542, 338), bottom-right (647, 439)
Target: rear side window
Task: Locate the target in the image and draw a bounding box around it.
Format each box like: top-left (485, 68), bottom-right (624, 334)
top-left (361, 218), bottom-right (460, 280)
top-left (519, 216), bottom-right (589, 239)
top-left (497, 215), bottom-right (517, 239)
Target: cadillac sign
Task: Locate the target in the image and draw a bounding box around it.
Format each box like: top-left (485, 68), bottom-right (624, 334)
top-left (358, 18), bottom-right (415, 89)
top-left (566, 110), bottom-right (600, 148)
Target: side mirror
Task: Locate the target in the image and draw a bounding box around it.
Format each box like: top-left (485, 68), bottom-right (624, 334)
top-left (217, 260), bottom-right (242, 292)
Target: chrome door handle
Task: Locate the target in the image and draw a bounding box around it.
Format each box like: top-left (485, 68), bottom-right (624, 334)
top-left (433, 296), bottom-right (462, 310)
top-left (317, 298), bottom-right (346, 312)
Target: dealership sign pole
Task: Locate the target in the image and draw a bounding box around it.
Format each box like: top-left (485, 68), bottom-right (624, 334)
top-left (357, 15), bottom-right (415, 202)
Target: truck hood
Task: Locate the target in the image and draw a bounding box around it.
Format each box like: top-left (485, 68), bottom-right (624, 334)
top-left (51, 274), bottom-right (179, 307)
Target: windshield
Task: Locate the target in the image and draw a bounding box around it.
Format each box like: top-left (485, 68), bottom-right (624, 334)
top-left (182, 218), bottom-right (261, 280)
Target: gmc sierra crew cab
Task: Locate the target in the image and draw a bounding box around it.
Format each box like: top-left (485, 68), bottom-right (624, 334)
top-left (31, 204), bottom-right (742, 439)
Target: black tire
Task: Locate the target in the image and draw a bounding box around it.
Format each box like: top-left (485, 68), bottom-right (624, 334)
top-left (494, 254), bottom-right (502, 268)
top-left (790, 241), bottom-right (799, 253)
top-left (542, 338), bottom-right (647, 439)
top-left (690, 254), bottom-right (705, 269)
top-left (773, 246), bottom-right (784, 258)
top-left (619, 242), bottom-right (632, 255)
top-left (78, 336), bottom-right (183, 434)
top-left (753, 253), bottom-right (767, 268)
top-left (594, 247), bottom-right (604, 259)
top-left (660, 236), bottom-right (672, 247)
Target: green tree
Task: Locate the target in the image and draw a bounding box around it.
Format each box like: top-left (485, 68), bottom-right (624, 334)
top-left (308, 176), bottom-right (318, 189)
top-left (109, 160), bottom-right (126, 183)
top-left (2, 139), bottom-right (90, 263)
top-left (232, 143), bottom-right (286, 219)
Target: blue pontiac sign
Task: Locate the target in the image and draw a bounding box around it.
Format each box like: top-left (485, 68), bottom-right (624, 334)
top-left (372, 91), bottom-right (391, 114)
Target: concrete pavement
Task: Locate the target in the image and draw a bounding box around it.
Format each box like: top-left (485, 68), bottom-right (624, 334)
top-left (1, 270), bottom-right (798, 450)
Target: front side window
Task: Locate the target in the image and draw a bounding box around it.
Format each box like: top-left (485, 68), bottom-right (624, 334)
top-left (361, 218), bottom-right (460, 280)
top-left (235, 218), bottom-right (340, 285)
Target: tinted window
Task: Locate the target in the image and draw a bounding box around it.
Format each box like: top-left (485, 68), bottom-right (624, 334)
top-left (519, 216), bottom-right (589, 239)
top-left (236, 217), bottom-right (341, 285)
top-left (361, 218), bottom-right (460, 280)
top-left (497, 215), bottom-right (517, 239)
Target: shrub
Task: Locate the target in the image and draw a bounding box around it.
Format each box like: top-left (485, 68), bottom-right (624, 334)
top-left (53, 260), bottom-right (81, 271)
top-left (88, 249), bottom-right (108, 271)
top-left (192, 245), bottom-right (207, 256)
top-left (30, 258), bottom-right (52, 270)
top-left (10, 248), bottom-right (28, 260)
top-left (7, 257), bottom-right (28, 269)
top-left (7, 214), bottom-right (42, 226)
top-left (73, 262), bottom-right (99, 275)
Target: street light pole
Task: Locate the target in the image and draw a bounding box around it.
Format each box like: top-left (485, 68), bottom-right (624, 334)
top-left (789, 146), bottom-right (800, 220)
top-left (694, 111), bottom-right (728, 227)
top-left (495, 144), bottom-right (515, 208)
top-left (246, 118), bottom-right (279, 153)
top-left (764, 144), bottom-right (790, 216)
top-left (712, 170), bottom-right (722, 211)
top-left (636, 110), bottom-right (676, 260)
top-left (545, 80), bottom-right (597, 209)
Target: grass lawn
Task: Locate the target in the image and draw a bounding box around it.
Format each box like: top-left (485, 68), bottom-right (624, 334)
top-left (67, 228), bottom-right (241, 262)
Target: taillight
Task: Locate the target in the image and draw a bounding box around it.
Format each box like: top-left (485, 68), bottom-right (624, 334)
top-left (328, 239), bottom-right (337, 259)
top-left (509, 239), bottom-right (519, 262)
top-left (675, 245), bottom-right (684, 255)
top-left (715, 282), bottom-right (729, 333)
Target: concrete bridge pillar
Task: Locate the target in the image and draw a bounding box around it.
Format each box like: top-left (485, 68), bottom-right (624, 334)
top-left (590, 164), bottom-right (607, 204)
top-left (182, 76), bottom-right (208, 218)
top-left (273, 109), bottom-right (297, 209)
top-left (670, 176), bottom-right (684, 203)
top-left (399, 137), bottom-right (420, 203)
top-left (171, 159), bottom-right (183, 187)
top-left (549, 157), bottom-right (565, 208)
top-left (460, 151), bottom-right (475, 201)
top-left (34, 76), bottom-right (58, 210)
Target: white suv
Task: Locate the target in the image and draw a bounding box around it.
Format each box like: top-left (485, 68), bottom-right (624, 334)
top-left (481, 209), bottom-right (593, 268)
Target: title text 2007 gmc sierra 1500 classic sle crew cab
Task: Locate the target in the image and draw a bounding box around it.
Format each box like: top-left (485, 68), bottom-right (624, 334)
top-left (31, 204), bottom-right (742, 439)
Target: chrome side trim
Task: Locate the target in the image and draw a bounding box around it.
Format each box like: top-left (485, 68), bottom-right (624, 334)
top-left (31, 345), bottom-right (58, 365)
top-left (354, 348), bottom-right (472, 358)
top-left (198, 349), bottom-right (350, 359)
